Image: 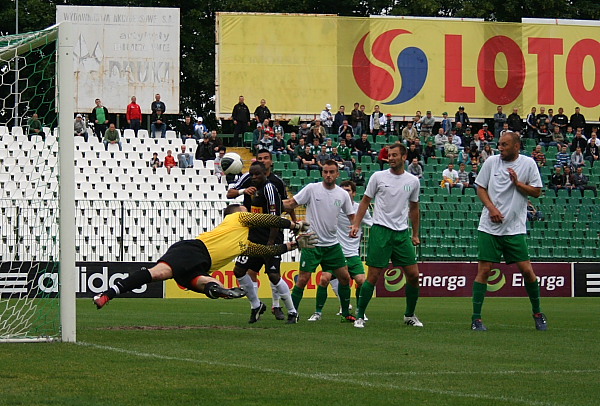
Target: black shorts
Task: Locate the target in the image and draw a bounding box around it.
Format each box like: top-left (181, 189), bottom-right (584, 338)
top-left (158, 239), bottom-right (212, 290)
top-left (234, 254), bottom-right (281, 274)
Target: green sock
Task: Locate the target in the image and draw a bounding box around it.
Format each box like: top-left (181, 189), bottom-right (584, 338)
top-left (291, 286), bottom-right (304, 311)
top-left (356, 281), bottom-right (375, 319)
top-left (316, 285), bottom-right (328, 313)
top-left (338, 284), bottom-right (351, 316)
top-left (472, 281), bottom-right (487, 321)
top-left (355, 285), bottom-right (362, 306)
top-left (404, 283), bottom-right (420, 317)
top-left (525, 280), bottom-right (542, 314)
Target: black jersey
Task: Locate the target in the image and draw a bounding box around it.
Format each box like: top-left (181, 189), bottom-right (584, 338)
top-left (248, 182), bottom-right (283, 244)
top-left (231, 172), bottom-right (288, 211)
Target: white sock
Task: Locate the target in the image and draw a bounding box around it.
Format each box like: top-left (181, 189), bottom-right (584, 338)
top-left (238, 274), bottom-right (260, 309)
top-left (275, 278), bottom-right (296, 314)
top-left (330, 279), bottom-right (340, 297)
top-left (270, 282), bottom-right (280, 307)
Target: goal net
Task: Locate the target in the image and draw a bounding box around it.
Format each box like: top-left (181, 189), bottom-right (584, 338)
top-left (0, 24), bottom-right (75, 342)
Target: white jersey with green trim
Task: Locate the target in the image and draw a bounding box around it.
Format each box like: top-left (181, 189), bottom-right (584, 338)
top-left (338, 201), bottom-right (372, 257)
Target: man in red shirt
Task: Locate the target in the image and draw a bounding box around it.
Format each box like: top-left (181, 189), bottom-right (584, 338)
top-left (126, 96), bottom-right (143, 136)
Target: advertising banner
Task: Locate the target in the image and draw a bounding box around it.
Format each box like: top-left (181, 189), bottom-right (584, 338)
top-left (217, 13), bottom-right (600, 118)
top-left (0, 262), bottom-right (163, 299)
top-left (56, 6), bottom-right (180, 114)
top-left (376, 262), bottom-right (572, 297)
top-left (574, 263), bottom-right (600, 297)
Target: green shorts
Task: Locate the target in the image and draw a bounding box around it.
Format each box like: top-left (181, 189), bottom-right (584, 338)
top-left (300, 244), bottom-right (346, 274)
top-left (345, 256), bottom-right (365, 277)
top-left (366, 225), bottom-right (417, 268)
top-left (477, 231), bottom-right (530, 264)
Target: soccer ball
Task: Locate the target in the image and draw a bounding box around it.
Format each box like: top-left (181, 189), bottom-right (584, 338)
top-left (221, 152), bottom-right (244, 175)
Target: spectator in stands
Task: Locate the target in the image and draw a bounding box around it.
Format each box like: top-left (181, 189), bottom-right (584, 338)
top-left (333, 105), bottom-right (347, 132)
top-left (480, 144), bottom-right (494, 163)
top-left (570, 107), bottom-right (586, 133)
top-left (441, 111), bottom-right (452, 135)
top-left (442, 163), bottom-right (462, 194)
top-left (299, 122), bottom-right (311, 139)
top-left (573, 166), bottom-right (597, 197)
top-left (310, 138), bottom-right (321, 155)
top-left (549, 126), bottom-right (566, 148)
top-left (309, 120), bottom-right (326, 143)
top-left (253, 99), bottom-right (271, 124)
top-left (103, 123), bottom-right (122, 151)
top-left (507, 107), bottom-right (523, 133)
top-left (338, 119), bottom-right (354, 140)
top-left (546, 108), bottom-right (555, 133)
top-left (588, 132), bottom-right (600, 147)
top-left (258, 130), bottom-right (273, 152)
top-left (420, 111), bottom-right (435, 138)
top-left (536, 123), bottom-right (552, 145)
top-left (424, 140), bottom-right (437, 164)
top-left (571, 128), bottom-right (587, 152)
top-left (194, 117), bottom-right (209, 140)
top-left (299, 145), bottom-right (318, 174)
top-left (272, 132), bottom-right (286, 156)
top-left (444, 135), bottom-right (459, 159)
top-left (370, 105), bottom-right (385, 135)
top-left (527, 200), bottom-right (544, 221)
top-left (454, 121), bottom-right (465, 139)
top-left (434, 128), bottom-right (448, 151)
top-left (408, 158), bottom-right (422, 178)
top-left (378, 144), bottom-right (389, 170)
top-left (351, 102), bottom-right (363, 135)
top-left (330, 147), bottom-right (351, 174)
top-left (262, 119), bottom-right (274, 137)
top-left (126, 96), bottom-right (142, 136)
top-left (232, 95), bottom-right (251, 147)
top-left (413, 111), bottom-right (423, 135)
top-left (351, 165), bottom-right (365, 186)
top-left (385, 113), bottom-right (395, 136)
top-left (585, 139), bottom-right (599, 167)
top-left (196, 136), bottom-right (216, 163)
top-left (359, 105), bottom-right (369, 134)
top-left (468, 164), bottom-right (478, 190)
top-left (293, 138), bottom-right (306, 167)
top-left (151, 108), bottom-right (167, 138)
top-left (252, 123), bottom-right (264, 152)
top-left (402, 120), bottom-right (418, 145)
top-left (531, 145), bottom-right (546, 170)
top-left (177, 145), bottom-right (193, 168)
top-left (74, 114), bottom-right (87, 142)
top-left (563, 166), bottom-right (576, 195)
top-left (552, 107), bottom-right (569, 134)
top-left (353, 133), bottom-right (374, 162)
top-left (324, 138), bottom-right (335, 154)
top-left (180, 116), bottom-right (196, 141)
top-left (407, 142), bottom-right (423, 164)
top-left (449, 128), bottom-right (462, 147)
top-left (536, 107), bottom-right (548, 131)
top-left (462, 126), bottom-right (474, 148)
top-left (91, 99), bottom-right (109, 142)
top-left (493, 106), bottom-right (507, 138)
top-left (477, 123), bottom-right (494, 145)
top-left (338, 138), bottom-right (355, 170)
top-left (499, 123), bottom-right (511, 138)
top-left (320, 104), bottom-right (334, 134)
top-left (555, 145), bottom-right (571, 167)
top-left (316, 145), bottom-right (330, 171)
top-left (457, 163), bottom-right (470, 192)
top-left (286, 132), bottom-right (299, 159)
top-left (214, 147), bottom-right (226, 182)
top-left (271, 120), bottom-right (283, 138)
top-left (564, 125), bottom-right (575, 143)
top-left (549, 166), bottom-right (566, 195)
top-left (209, 130), bottom-right (223, 153)
top-left (458, 146), bottom-right (471, 166)
top-left (164, 149), bottom-right (177, 174)
top-left (469, 144), bottom-right (480, 164)
top-left (571, 147), bottom-right (586, 169)
top-left (526, 107), bottom-right (537, 139)
top-left (151, 93), bottom-right (166, 115)
top-left (149, 152), bottom-right (162, 170)
top-left (454, 106), bottom-right (470, 127)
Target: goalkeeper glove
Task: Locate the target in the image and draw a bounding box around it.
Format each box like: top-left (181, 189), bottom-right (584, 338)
top-left (292, 220), bottom-right (311, 236)
top-left (295, 232), bottom-right (318, 249)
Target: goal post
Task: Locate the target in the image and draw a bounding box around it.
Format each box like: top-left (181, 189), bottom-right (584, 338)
top-left (0, 22), bottom-right (76, 342)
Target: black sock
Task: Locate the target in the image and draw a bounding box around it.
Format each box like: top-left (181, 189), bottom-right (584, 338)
top-left (106, 267), bottom-right (152, 299)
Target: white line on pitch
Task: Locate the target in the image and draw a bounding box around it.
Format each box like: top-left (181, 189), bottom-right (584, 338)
top-left (76, 341), bottom-right (561, 406)
top-left (324, 369), bottom-right (600, 377)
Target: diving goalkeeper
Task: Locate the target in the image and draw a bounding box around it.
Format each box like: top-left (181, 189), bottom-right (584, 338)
top-left (94, 204), bottom-right (315, 309)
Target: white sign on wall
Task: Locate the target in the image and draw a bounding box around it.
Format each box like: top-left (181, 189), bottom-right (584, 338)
top-left (56, 5), bottom-right (180, 115)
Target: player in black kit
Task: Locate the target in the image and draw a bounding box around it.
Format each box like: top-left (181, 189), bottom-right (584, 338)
top-left (233, 161), bottom-right (299, 324)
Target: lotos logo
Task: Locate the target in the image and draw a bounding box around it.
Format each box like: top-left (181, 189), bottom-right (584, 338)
top-left (352, 30), bottom-right (428, 105)
top-left (486, 268), bottom-right (506, 292)
top-left (383, 267), bottom-right (406, 292)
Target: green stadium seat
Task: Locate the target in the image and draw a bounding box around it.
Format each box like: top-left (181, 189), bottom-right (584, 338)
top-left (280, 154), bottom-right (291, 162)
top-left (273, 162), bottom-right (285, 173)
top-left (243, 132), bottom-right (254, 146)
top-left (388, 135), bottom-right (399, 143)
top-left (361, 156), bottom-right (373, 164)
top-left (376, 135), bottom-right (387, 144)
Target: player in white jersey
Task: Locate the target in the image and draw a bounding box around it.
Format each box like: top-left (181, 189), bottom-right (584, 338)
top-left (329, 180), bottom-right (373, 317)
top-left (471, 132), bottom-right (547, 331)
top-left (284, 160), bottom-right (357, 322)
top-left (350, 143), bottom-right (422, 329)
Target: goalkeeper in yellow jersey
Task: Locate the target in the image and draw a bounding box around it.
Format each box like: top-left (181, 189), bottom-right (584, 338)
top-left (93, 204), bottom-right (316, 309)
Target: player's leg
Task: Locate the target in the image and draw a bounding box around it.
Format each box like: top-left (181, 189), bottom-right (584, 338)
top-left (402, 264), bottom-right (423, 327)
top-left (265, 255), bottom-right (283, 320)
top-left (234, 259), bottom-right (260, 309)
top-left (237, 258), bottom-right (268, 323)
top-left (471, 231), bottom-right (503, 330)
top-left (190, 275), bottom-right (246, 299)
top-left (331, 265), bottom-right (354, 320)
top-left (313, 271), bottom-right (332, 319)
top-left (265, 257), bottom-right (298, 323)
top-left (94, 262), bottom-right (170, 309)
top-left (292, 247), bottom-right (321, 313)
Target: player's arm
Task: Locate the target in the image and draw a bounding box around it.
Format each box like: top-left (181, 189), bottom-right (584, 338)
top-left (243, 241), bottom-right (295, 257)
top-left (477, 186), bottom-right (504, 223)
top-left (409, 201), bottom-right (420, 246)
top-left (283, 197), bottom-right (299, 211)
top-left (350, 195), bottom-right (372, 238)
top-left (238, 212), bottom-right (292, 229)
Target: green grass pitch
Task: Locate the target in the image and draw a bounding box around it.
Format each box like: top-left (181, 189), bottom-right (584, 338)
top-left (1, 297), bottom-right (599, 406)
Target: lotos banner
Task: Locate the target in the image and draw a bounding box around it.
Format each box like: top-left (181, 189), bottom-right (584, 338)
top-left (217, 13), bottom-right (600, 119)
top-left (376, 262), bottom-right (572, 297)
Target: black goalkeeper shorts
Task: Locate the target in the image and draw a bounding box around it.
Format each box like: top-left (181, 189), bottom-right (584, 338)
top-left (158, 239), bottom-right (212, 290)
top-left (234, 254), bottom-right (282, 274)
